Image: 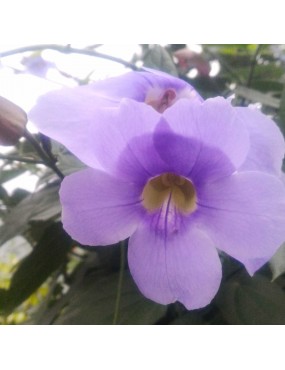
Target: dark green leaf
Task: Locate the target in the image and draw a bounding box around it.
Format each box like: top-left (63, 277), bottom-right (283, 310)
top-left (216, 272), bottom-right (285, 324)
top-left (53, 264), bottom-right (166, 325)
top-left (223, 64), bottom-right (284, 82)
top-left (278, 83), bottom-right (285, 131)
top-left (0, 222), bottom-right (72, 314)
top-left (0, 185), bottom-right (9, 204)
top-left (170, 311), bottom-right (205, 325)
top-left (235, 86), bottom-right (280, 108)
top-left (0, 167), bottom-right (27, 184)
top-left (8, 188), bottom-right (30, 206)
top-left (0, 182), bottom-right (61, 247)
top-left (250, 80), bottom-right (283, 93)
top-left (269, 243), bottom-right (285, 281)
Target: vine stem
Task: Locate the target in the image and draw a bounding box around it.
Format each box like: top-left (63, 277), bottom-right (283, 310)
top-left (23, 130), bottom-right (64, 180)
top-left (0, 44), bottom-right (139, 71)
top-left (113, 242), bottom-right (125, 325)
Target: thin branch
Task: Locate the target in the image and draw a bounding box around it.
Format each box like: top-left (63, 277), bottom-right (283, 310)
top-left (23, 130), bottom-right (64, 180)
top-left (113, 241), bottom-right (125, 325)
top-left (85, 44), bottom-right (104, 50)
top-left (0, 44), bottom-right (139, 71)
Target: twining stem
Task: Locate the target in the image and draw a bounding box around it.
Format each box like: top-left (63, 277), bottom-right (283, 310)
top-left (23, 130), bottom-right (64, 180)
top-left (113, 242), bottom-right (126, 325)
top-left (0, 44), bottom-right (139, 71)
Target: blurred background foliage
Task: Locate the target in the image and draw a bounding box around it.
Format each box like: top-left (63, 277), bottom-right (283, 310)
top-left (1, 44), bottom-right (285, 325)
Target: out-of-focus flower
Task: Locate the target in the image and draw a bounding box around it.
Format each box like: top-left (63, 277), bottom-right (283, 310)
top-left (173, 48), bottom-right (211, 76)
top-left (21, 52), bottom-right (56, 78)
top-left (0, 96), bottom-right (27, 146)
top-left (29, 71), bottom-right (285, 309)
top-left (29, 69), bottom-right (202, 168)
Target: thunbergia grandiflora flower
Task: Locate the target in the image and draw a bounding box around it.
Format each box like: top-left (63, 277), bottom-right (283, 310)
top-left (29, 70), bottom-right (285, 309)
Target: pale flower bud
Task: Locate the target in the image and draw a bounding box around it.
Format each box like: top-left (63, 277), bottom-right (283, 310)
top-left (0, 96), bottom-right (27, 146)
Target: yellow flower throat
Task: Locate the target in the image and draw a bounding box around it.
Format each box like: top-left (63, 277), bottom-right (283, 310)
top-left (142, 173), bottom-right (197, 214)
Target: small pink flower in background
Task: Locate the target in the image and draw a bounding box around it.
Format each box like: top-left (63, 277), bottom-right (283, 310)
top-left (29, 70), bottom-right (285, 309)
top-left (173, 48), bottom-right (211, 76)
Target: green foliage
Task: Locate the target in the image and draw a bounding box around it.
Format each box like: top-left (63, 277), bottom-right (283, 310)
top-left (0, 255), bottom-right (49, 324)
top-left (0, 223), bottom-right (72, 315)
top-left (54, 268), bottom-right (166, 325)
top-left (269, 243), bottom-right (285, 281)
top-left (136, 44), bottom-right (178, 76)
top-left (0, 183), bottom-right (61, 247)
top-left (215, 271), bottom-right (285, 325)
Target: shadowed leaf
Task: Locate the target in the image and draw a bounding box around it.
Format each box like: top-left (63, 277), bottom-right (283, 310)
top-left (53, 261), bottom-right (166, 325)
top-left (0, 183), bottom-right (61, 247)
top-left (269, 243), bottom-right (285, 281)
top-left (0, 222), bottom-right (72, 314)
top-left (142, 45), bottom-right (178, 76)
top-left (216, 272), bottom-right (285, 324)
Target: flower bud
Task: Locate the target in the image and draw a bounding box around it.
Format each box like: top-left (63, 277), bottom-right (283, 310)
top-left (0, 96), bottom-right (27, 146)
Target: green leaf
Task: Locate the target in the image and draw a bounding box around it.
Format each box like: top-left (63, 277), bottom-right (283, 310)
top-left (278, 83), bottom-right (285, 131)
top-left (0, 223), bottom-right (72, 314)
top-left (0, 182), bottom-right (61, 247)
top-left (53, 264), bottom-right (166, 325)
top-left (250, 80), bottom-right (283, 93)
top-left (236, 64), bottom-right (284, 81)
top-left (205, 44), bottom-right (258, 56)
top-left (269, 243), bottom-right (285, 281)
top-left (0, 167), bottom-right (27, 184)
top-left (8, 188), bottom-right (30, 206)
top-left (235, 86), bottom-right (280, 108)
top-left (51, 142), bottom-right (86, 176)
top-left (215, 272), bottom-right (285, 324)
top-left (142, 45), bottom-right (178, 76)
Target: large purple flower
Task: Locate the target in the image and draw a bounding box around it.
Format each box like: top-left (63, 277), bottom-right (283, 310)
top-left (29, 71), bottom-right (285, 309)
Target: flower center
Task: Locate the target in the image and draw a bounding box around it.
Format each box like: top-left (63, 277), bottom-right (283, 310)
top-left (145, 89), bottom-right (177, 113)
top-left (142, 173), bottom-right (197, 214)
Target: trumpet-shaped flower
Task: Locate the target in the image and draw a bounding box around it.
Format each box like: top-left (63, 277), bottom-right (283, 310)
top-left (29, 69), bottom-right (202, 169)
top-left (29, 71), bottom-right (285, 309)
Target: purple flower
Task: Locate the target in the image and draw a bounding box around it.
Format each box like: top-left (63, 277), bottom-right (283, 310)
top-left (29, 71), bottom-right (285, 309)
top-left (28, 69), bottom-right (202, 169)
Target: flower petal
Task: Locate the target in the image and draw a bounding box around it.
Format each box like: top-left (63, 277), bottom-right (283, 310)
top-left (128, 220), bottom-right (222, 309)
top-left (59, 168), bottom-right (143, 246)
top-left (153, 119), bottom-right (236, 184)
top-left (196, 171), bottom-right (285, 271)
top-left (162, 97), bottom-right (250, 170)
top-left (243, 257), bottom-right (270, 276)
top-left (85, 100), bottom-right (170, 183)
top-left (29, 70), bottom-right (200, 169)
top-left (237, 106), bottom-right (285, 174)
top-left (32, 90), bottom-right (165, 178)
top-left (29, 84), bottom-right (115, 169)
top-left (89, 68), bottom-right (201, 102)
